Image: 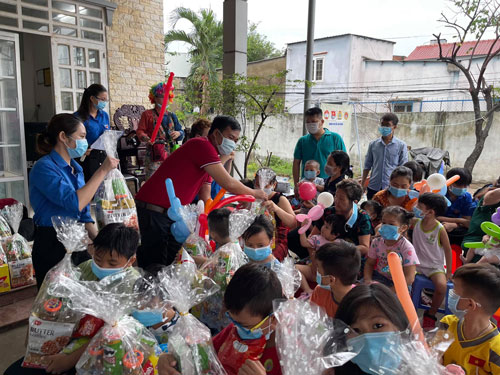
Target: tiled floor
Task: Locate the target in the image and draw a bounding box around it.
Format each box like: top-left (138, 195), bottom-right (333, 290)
top-left (0, 323), bottom-right (27, 374)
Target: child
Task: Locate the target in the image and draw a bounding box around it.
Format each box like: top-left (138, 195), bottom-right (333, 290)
top-left (296, 160), bottom-right (324, 213)
top-left (364, 206), bottom-right (419, 288)
top-left (242, 214), bottom-right (280, 268)
top-left (297, 214), bottom-right (346, 294)
top-left (442, 263), bottom-right (500, 374)
top-left (360, 200), bottom-right (383, 231)
top-left (373, 166), bottom-right (414, 211)
top-left (311, 241), bottom-right (360, 318)
top-left (404, 160), bottom-right (424, 186)
top-left (334, 283), bottom-right (409, 375)
top-left (412, 193), bottom-right (453, 330)
top-left (158, 263), bottom-right (285, 375)
top-left (208, 207), bottom-right (231, 250)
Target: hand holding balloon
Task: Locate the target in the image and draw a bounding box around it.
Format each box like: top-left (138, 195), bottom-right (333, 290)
top-left (298, 182), bottom-right (317, 201)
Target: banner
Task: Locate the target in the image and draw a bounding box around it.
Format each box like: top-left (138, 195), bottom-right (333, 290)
top-left (320, 103), bottom-right (352, 147)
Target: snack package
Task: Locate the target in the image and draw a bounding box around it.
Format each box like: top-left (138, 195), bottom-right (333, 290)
top-left (158, 262), bottom-right (226, 375)
top-left (22, 216), bottom-right (89, 369)
top-left (49, 268), bottom-right (159, 375)
top-left (0, 214), bottom-right (12, 238)
top-left (179, 201), bottom-right (210, 258)
top-left (0, 262), bottom-right (10, 292)
top-left (198, 209), bottom-right (254, 332)
top-left (272, 257), bottom-right (302, 299)
top-left (274, 300), bottom-right (360, 374)
top-left (95, 131), bottom-right (138, 231)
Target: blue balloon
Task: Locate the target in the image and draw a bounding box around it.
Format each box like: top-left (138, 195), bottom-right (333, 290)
top-left (171, 221), bottom-right (190, 243)
top-left (165, 178), bottom-right (189, 242)
top-left (438, 184), bottom-right (448, 196)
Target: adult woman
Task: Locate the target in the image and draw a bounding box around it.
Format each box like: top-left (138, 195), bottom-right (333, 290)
top-left (255, 167), bottom-right (296, 261)
top-left (137, 82), bottom-right (184, 179)
top-left (373, 166), bottom-right (414, 211)
top-left (323, 150), bottom-right (353, 195)
top-left (74, 84), bottom-right (110, 182)
top-left (189, 118), bottom-right (211, 138)
top-left (29, 114), bottom-right (119, 288)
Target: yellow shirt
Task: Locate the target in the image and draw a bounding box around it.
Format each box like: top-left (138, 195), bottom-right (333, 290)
top-left (441, 315), bottom-right (500, 375)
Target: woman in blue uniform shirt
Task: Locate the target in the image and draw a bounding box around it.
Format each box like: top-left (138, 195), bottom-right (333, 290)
top-left (75, 84), bottom-right (110, 182)
top-left (29, 113), bottom-right (119, 288)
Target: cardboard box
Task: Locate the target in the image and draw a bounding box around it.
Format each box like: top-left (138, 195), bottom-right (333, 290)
top-left (0, 264), bottom-right (11, 293)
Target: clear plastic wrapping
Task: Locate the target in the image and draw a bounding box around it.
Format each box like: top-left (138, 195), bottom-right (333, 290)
top-left (95, 131), bottom-right (138, 231)
top-left (157, 262), bottom-right (226, 375)
top-left (48, 268), bottom-right (160, 375)
top-left (22, 216), bottom-right (89, 369)
top-left (272, 257), bottom-right (302, 299)
top-left (179, 201), bottom-right (210, 257)
top-left (274, 300), bottom-right (359, 374)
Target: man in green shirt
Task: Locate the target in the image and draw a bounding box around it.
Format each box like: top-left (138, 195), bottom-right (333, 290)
top-left (293, 107), bottom-right (346, 195)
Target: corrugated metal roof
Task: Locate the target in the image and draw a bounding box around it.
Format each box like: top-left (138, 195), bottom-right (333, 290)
top-left (406, 39), bottom-right (500, 60)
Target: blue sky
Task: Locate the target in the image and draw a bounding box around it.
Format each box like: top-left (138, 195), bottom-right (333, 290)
top-left (163, 0), bottom-right (461, 56)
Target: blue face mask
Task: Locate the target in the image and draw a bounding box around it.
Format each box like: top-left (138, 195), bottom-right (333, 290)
top-left (91, 260), bottom-right (125, 280)
top-left (244, 245), bottom-right (272, 262)
top-left (347, 332), bottom-right (401, 375)
top-left (226, 311), bottom-right (272, 341)
top-left (216, 130), bottom-right (236, 155)
top-left (378, 126), bottom-right (392, 137)
top-left (379, 224), bottom-right (400, 241)
top-left (316, 271), bottom-right (331, 291)
top-left (67, 138), bottom-right (88, 159)
top-left (346, 202), bottom-right (358, 228)
top-left (451, 187), bottom-right (467, 197)
top-left (132, 309), bottom-right (164, 327)
top-left (96, 100), bottom-right (107, 110)
top-left (304, 170), bottom-right (317, 180)
top-left (413, 206), bottom-right (424, 219)
top-left (388, 185), bottom-right (408, 198)
top-left (448, 289), bottom-right (468, 319)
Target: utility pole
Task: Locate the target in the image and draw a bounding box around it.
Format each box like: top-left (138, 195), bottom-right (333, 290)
top-left (303, 0), bottom-right (316, 135)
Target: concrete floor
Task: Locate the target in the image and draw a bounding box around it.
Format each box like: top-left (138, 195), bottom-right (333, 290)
top-left (0, 323), bottom-right (27, 374)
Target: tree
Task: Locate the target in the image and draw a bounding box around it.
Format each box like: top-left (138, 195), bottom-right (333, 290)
top-left (433, 0), bottom-right (500, 174)
top-left (209, 71), bottom-right (294, 178)
top-left (164, 8), bottom-right (223, 114)
top-left (247, 22), bottom-right (283, 62)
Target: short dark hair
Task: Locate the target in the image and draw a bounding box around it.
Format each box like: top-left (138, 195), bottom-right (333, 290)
top-left (207, 208), bottom-right (231, 239)
top-left (316, 241), bottom-right (361, 285)
top-left (360, 200), bottom-right (383, 220)
top-left (336, 179), bottom-right (363, 202)
top-left (390, 166), bottom-right (413, 184)
top-left (403, 161), bottom-right (423, 182)
top-left (329, 151), bottom-right (353, 178)
top-left (305, 107), bottom-right (323, 118)
top-left (382, 206), bottom-right (414, 226)
top-left (93, 223), bottom-right (139, 259)
top-left (447, 167), bottom-right (472, 186)
top-left (224, 263), bottom-right (284, 317)
top-left (454, 263), bottom-right (500, 314)
top-left (208, 115), bottom-right (241, 135)
top-left (418, 193), bottom-right (448, 217)
top-left (381, 113), bottom-right (399, 126)
top-left (242, 215), bottom-right (274, 241)
top-left (335, 283), bottom-right (409, 331)
top-left (240, 178), bottom-right (255, 189)
top-left (324, 214), bottom-right (346, 236)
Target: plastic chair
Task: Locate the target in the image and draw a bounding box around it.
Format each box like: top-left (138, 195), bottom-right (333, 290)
top-left (451, 244), bottom-right (463, 273)
top-left (411, 274), bottom-right (454, 315)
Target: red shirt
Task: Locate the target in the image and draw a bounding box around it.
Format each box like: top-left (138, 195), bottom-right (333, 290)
top-left (213, 324), bottom-right (282, 375)
top-left (135, 137), bottom-right (220, 208)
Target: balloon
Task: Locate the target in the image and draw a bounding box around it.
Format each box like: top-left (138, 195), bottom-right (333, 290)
top-left (317, 192), bottom-right (334, 208)
top-left (413, 179), bottom-right (427, 191)
top-left (211, 195), bottom-right (256, 211)
top-left (464, 221), bottom-right (500, 249)
top-left (446, 175), bottom-right (460, 187)
top-left (420, 183), bottom-right (431, 194)
top-left (212, 188), bottom-right (227, 207)
top-left (299, 182), bottom-right (317, 201)
top-left (198, 213), bottom-right (208, 238)
top-left (205, 199), bottom-right (213, 214)
top-left (387, 252), bottom-right (428, 349)
top-left (171, 221), bottom-right (190, 243)
top-left (165, 178), bottom-right (182, 222)
top-left (427, 173), bottom-right (446, 191)
top-left (296, 206), bottom-right (325, 234)
top-left (492, 208), bottom-right (500, 226)
top-left (151, 73), bottom-right (175, 143)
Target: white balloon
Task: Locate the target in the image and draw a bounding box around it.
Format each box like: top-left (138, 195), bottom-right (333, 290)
top-left (317, 192), bottom-right (334, 208)
top-left (427, 173), bottom-right (446, 191)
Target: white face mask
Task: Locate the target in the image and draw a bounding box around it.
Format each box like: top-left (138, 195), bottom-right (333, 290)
top-left (306, 122), bottom-right (320, 134)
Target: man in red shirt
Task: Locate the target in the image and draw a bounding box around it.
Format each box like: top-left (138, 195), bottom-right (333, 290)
top-left (135, 115), bottom-right (267, 269)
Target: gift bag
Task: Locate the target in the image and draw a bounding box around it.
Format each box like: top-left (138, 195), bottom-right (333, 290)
top-left (95, 131), bottom-right (138, 231)
top-left (179, 201), bottom-right (210, 258)
top-left (158, 262), bottom-right (226, 375)
top-left (198, 209), bottom-right (254, 332)
top-left (272, 256), bottom-right (302, 299)
top-left (49, 268), bottom-right (160, 375)
top-left (22, 216), bottom-right (89, 369)
top-left (1, 203), bottom-right (33, 287)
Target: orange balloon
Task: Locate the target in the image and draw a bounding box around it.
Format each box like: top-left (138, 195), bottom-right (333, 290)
top-left (420, 183), bottom-right (431, 194)
top-left (212, 188), bottom-right (227, 207)
top-left (446, 175), bottom-right (460, 187)
top-left (205, 199), bottom-right (213, 214)
top-left (413, 179), bottom-right (427, 191)
top-left (387, 252), bottom-right (428, 349)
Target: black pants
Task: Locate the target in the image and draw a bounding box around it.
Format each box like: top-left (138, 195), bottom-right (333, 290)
top-left (79, 149), bottom-right (106, 182)
top-left (32, 226), bottom-right (90, 289)
top-left (136, 207), bottom-right (182, 273)
top-left (4, 358), bottom-right (75, 375)
top-left (448, 226), bottom-right (469, 246)
top-left (287, 227), bottom-right (310, 260)
top-left (367, 187), bottom-right (379, 200)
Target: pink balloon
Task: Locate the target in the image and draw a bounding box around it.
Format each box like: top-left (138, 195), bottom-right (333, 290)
top-left (299, 182), bottom-right (317, 201)
top-left (298, 222), bottom-right (311, 234)
top-left (296, 214), bottom-right (308, 223)
top-left (309, 205), bottom-right (324, 221)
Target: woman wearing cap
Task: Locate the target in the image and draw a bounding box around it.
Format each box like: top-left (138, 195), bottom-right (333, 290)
top-left (137, 82), bottom-right (184, 179)
top-left (74, 83), bottom-right (110, 182)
